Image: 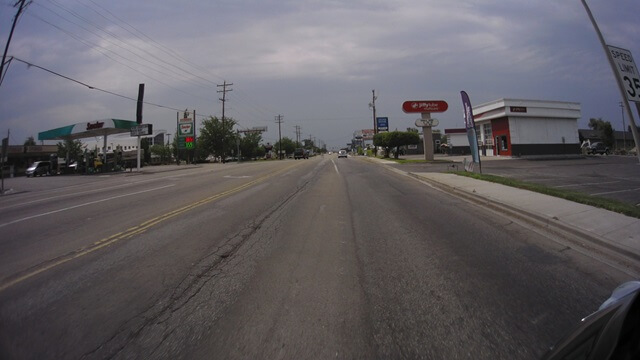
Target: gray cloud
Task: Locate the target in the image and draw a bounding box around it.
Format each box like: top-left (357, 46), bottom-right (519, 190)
top-left (1, 0), bottom-right (638, 148)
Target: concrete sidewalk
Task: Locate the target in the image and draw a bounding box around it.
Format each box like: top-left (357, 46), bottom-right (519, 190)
top-left (409, 172), bottom-right (640, 261)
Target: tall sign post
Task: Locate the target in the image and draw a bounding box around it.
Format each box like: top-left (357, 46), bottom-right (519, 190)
top-left (177, 109), bottom-right (195, 164)
top-left (403, 100), bottom-right (448, 161)
top-left (1, 130), bottom-right (8, 195)
top-left (581, 0), bottom-right (640, 163)
top-left (135, 83), bottom-right (144, 171)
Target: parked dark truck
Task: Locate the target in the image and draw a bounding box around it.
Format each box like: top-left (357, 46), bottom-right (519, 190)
top-left (587, 142), bottom-right (609, 155)
top-left (293, 148), bottom-right (308, 159)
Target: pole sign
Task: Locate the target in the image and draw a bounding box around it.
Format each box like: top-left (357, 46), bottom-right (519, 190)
top-left (376, 117), bottom-right (389, 132)
top-left (185, 136), bottom-right (194, 149)
top-left (177, 110), bottom-right (195, 150)
top-left (608, 45), bottom-right (640, 103)
top-left (130, 124), bottom-right (153, 137)
top-left (178, 110), bottom-right (195, 136)
top-left (415, 118), bottom-right (439, 127)
top-left (402, 100), bottom-right (448, 113)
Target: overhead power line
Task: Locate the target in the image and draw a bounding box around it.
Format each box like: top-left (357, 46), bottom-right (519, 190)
top-left (10, 56), bottom-right (205, 115)
top-left (80, 0), bottom-right (224, 85)
top-left (39, 0), bottom-right (215, 89)
top-left (9, 1), bottom-right (281, 127)
top-left (1, 0), bottom-right (30, 89)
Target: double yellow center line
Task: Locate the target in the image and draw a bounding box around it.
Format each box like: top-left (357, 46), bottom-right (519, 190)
top-left (0, 163), bottom-right (301, 292)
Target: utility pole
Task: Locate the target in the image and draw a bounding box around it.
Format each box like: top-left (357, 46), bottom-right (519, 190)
top-left (368, 89), bottom-right (378, 156)
top-left (276, 115), bottom-right (283, 159)
top-left (370, 90), bottom-right (377, 134)
top-left (294, 125), bottom-right (301, 146)
top-left (217, 81), bottom-right (233, 159)
top-left (1, 1), bottom-right (30, 89)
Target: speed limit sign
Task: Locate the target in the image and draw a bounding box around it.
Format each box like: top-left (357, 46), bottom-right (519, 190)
top-left (608, 45), bottom-right (640, 103)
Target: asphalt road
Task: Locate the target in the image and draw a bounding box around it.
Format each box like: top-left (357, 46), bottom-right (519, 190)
top-left (0, 156), bottom-right (635, 359)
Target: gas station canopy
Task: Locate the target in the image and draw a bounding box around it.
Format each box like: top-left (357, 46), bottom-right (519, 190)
top-left (38, 119), bottom-right (137, 141)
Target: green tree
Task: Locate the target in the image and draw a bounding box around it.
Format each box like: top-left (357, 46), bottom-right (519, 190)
top-left (195, 137), bottom-right (208, 163)
top-left (239, 131), bottom-right (264, 160)
top-left (374, 131), bottom-right (420, 159)
top-left (56, 139), bottom-right (84, 165)
top-left (141, 138), bottom-right (151, 164)
top-left (150, 144), bottom-right (172, 164)
top-left (24, 136), bottom-right (36, 146)
top-left (172, 133), bottom-right (179, 160)
top-left (199, 116), bottom-right (238, 160)
top-left (303, 138), bottom-right (314, 149)
top-left (274, 137), bottom-right (296, 158)
top-left (373, 132), bottom-right (390, 157)
top-left (588, 118), bottom-right (615, 148)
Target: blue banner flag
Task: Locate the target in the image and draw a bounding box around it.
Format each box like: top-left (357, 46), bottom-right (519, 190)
top-left (460, 91), bottom-right (481, 168)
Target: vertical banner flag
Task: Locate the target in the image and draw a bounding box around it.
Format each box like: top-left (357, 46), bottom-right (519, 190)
top-left (460, 91), bottom-right (481, 168)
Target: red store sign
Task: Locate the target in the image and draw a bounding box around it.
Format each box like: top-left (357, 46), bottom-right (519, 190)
top-left (402, 100), bottom-right (448, 113)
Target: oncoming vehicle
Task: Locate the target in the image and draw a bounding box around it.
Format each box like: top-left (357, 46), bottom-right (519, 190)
top-left (25, 161), bottom-right (51, 177)
top-left (587, 142), bottom-right (609, 155)
top-left (338, 150), bottom-right (348, 158)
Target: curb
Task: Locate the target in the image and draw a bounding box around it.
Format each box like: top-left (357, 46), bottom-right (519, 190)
top-left (361, 156), bottom-right (640, 264)
top-left (405, 172), bottom-right (640, 264)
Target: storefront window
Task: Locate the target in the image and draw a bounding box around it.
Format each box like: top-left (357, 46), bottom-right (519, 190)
top-left (484, 124), bottom-right (492, 140)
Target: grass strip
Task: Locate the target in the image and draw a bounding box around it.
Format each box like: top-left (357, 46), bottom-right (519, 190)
top-left (451, 171), bottom-right (640, 219)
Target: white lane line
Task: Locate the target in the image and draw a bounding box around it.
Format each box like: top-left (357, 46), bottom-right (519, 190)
top-left (554, 181), bottom-right (620, 188)
top-left (331, 159), bottom-right (339, 174)
top-left (1, 172), bottom-right (195, 210)
top-left (591, 187), bottom-right (640, 196)
top-left (0, 184), bottom-right (175, 228)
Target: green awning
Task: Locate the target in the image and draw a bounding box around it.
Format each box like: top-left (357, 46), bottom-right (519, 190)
top-left (38, 119), bottom-right (137, 141)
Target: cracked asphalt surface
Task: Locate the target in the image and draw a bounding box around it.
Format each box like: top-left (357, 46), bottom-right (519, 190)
top-left (0, 157), bottom-right (634, 359)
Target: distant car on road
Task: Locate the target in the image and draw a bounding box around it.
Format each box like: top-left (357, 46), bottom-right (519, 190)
top-left (25, 161), bottom-right (51, 177)
top-left (587, 142), bottom-right (609, 155)
top-left (338, 150), bottom-right (348, 158)
top-left (294, 148), bottom-right (308, 159)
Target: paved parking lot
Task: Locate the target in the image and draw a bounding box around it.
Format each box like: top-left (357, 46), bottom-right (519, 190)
top-left (390, 154), bottom-right (640, 207)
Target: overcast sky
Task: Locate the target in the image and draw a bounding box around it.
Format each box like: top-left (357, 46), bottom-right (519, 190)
top-left (1, 0), bottom-right (639, 149)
